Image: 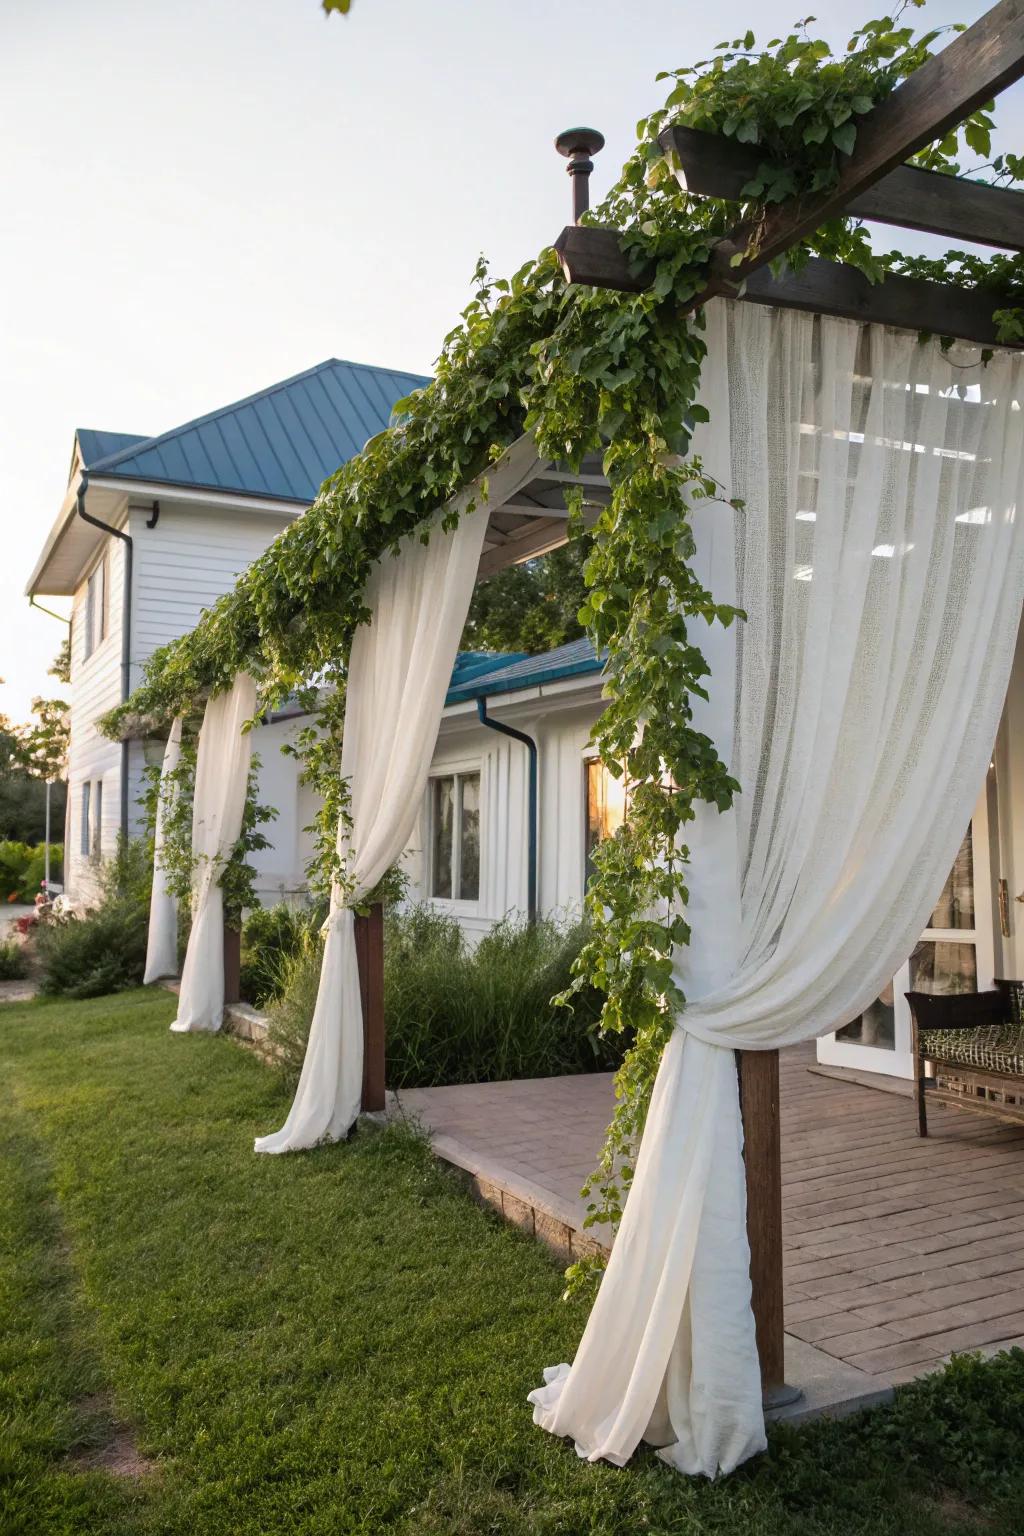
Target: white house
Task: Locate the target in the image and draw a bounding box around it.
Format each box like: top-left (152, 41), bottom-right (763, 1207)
top-left (24, 358), bottom-right (429, 906)
top-left (26, 360), bottom-right (1024, 1089)
top-left (403, 639), bottom-right (622, 942)
top-left (397, 628), bottom-right (1024, 1088)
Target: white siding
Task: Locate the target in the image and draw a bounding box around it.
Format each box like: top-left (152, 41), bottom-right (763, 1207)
top-left (536, 708), bottom-right (598, 917)
top-left (403, 694), bottom-right (603, 942)
top-left (65, 536), bottom-right (126, 903)
top-left (128, 502), bottom-right (294, 679)
top-left (248, 716), bottom-right (311, 906)
top-left (63, 496), bottom-right (296, 901)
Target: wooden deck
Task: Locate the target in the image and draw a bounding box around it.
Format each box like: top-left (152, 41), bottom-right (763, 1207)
top-left (781, 1047), bottom-right (1024, 1384)
top-left (398, 1042), bottom-right (1024, 1393)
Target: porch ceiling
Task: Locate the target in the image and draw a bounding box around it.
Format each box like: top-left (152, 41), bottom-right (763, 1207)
top-left (475, 434), bottom-right (609, 580)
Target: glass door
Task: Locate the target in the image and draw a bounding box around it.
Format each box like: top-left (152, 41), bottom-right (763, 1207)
top-left (816, 784), bottom-right (994, 1079)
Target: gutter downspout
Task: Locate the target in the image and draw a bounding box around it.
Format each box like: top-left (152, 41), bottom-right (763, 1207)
top-left (476, 695), bottom-right (537, 923)
top-left (75, 475), bottom-right (133, 841)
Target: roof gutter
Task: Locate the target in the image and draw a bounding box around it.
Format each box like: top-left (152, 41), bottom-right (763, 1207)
top-left (76, 475), bottom-right (132, 841)
top-left (476, 696), bottom-right (537, 923)
top-left (29, 595), bottom-right (71, 627)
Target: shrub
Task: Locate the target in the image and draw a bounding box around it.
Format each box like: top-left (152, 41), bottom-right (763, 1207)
top-left (0, 841), bottom-right (63, 903)
top-left (34, 838), bottom-right (152, 1000)
top-left (266, 906), bottom-right (623, 1093)
top-left (0, 938), bottom-right (29, 980)
top-left (0, 841), bottom-right (32, 900)
top-left (239, 903), bottom-right (321, 1008)
top-left (35, 898), bottom-right (148, 1000)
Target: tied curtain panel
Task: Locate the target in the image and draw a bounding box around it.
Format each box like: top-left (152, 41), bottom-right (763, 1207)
top-left (171, 674), bottom-right (258, 1035)
top-left (254, 503), bottom-right (488, 1155)
top-left (531, 299), bottom-right (1024, 1477)
top-left (143, 716), bottom-right (183, 984)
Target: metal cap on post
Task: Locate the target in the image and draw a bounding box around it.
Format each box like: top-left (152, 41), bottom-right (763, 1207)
top-left (555, 127), bottom-right (605, 223)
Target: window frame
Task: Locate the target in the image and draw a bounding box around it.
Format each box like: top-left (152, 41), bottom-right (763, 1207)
top-left (83, 577), bottom-right (95, 662)
top-left (80, 781), bottom-right (92, 856)
top-left (82, 549), bottom-right (108, 661)
top-left (817, 780), bottom-right (996, 1080)
top-left (583, 753), bottom-right (628, 886)
top-left (427, 763), bottom-right (482, 908)
top-left (92, 779), bottom-right (104, 861)
top-left (98, 549), bottom-right (109, 643)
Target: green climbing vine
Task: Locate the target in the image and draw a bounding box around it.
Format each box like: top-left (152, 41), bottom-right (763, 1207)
top-left (103, 3), bottom-right (1023, 1280)
top-left (143, 743), bottom-right (277, 929)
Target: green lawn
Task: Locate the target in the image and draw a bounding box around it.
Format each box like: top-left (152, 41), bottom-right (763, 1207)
top-left (2, 991), bottom-right (1024, 1535)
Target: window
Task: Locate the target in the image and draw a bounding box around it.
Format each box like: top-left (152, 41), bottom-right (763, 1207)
top-left (908, 825), bottom-right (978, 997)
top-left (92, 779), bottom-right (103, 860)
top-left (430, 771), bottom-right (480, 901)
top-left (584, 757), bottom-right (627, 881)
top-left (80, 782), bottom-right (91, 856)
top-left (82, 552), bottom-right (108, 661)
top-left (836, 823), bottom-right (979, 1052)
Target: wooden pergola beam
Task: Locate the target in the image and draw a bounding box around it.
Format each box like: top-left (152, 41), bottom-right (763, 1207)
top-left (743, 257), bottom-right (1013, 346)
top-left (711, 0), bottom-right (1024, 280)
top-left (661, 123), bottom-right (1024, 252)
top-left (554, 230), bottom-right (1022, 346)
top-left (554, 0), bottom-right (1024, 350)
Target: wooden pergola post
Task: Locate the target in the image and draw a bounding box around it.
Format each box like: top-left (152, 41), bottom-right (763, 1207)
top-left (737, 1049), bottom-right (800, 1409)
top-left (355, 902), bottom-right (386, 1112)
top-left (223, 922), bottom-right (241, 1006)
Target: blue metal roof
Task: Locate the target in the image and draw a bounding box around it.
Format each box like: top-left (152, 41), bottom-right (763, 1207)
top-left (76, 428), bottom-right (148, 466)
top-left (85, 358), bottom-right (431, 503)
top-left (445, 637), bottom-right (604, 705)
top-left (449, 650), bottom-right (528, 689)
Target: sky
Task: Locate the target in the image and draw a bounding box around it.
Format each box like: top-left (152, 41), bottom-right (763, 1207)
top-left (1, 0), bottom-right (1020, 722)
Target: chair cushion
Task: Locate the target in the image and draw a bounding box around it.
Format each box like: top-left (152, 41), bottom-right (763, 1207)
top-left (923, 1024), bottom-right (1024, 1077)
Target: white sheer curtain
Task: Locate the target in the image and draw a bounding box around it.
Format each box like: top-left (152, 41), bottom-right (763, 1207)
top-left (531, 300), bottom-right (1024, 1477)
top-left (171, 674), bottom-right (258, 1035)
top-left (144, 717), bottom-right (183, 984)
top-left (255, 504), bottom-right (488, 1153)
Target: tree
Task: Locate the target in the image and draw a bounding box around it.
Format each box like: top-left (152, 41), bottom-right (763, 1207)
top-left (49, 635), bottom-right (71, 686)
top-left (0, 655), bottom-right (70, 845)
top-left (15, 696), bottom-right (70, 786)
top-left (461, 544), bottom-right (588, 655)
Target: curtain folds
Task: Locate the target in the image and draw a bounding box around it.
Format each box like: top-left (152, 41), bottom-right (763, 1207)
top-left (171, 673), bottom-right (258, 1035)
top-left (254, 504), bottom-right (488, 1154)
top-left (531, 300), bottom-right (1024, 1476)
top-left (143, 716), bottom-right (183, 984)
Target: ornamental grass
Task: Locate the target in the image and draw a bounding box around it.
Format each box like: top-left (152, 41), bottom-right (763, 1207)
top-left (265, 906), bottom-right (621, 1091)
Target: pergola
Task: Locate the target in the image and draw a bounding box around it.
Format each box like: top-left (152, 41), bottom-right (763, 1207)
top-left (349, 0), bottom-right (1024, 1413)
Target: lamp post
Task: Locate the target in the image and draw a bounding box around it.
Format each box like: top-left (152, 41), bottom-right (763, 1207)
top-left (43, 778), bottom-right (51, 896)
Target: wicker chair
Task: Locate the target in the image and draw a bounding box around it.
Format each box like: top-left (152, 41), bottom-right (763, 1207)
top-left (906, 979), bottom-right (1024, 1136)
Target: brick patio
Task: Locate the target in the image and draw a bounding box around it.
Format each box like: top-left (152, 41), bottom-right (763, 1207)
top-left (397, 1043), bottom-right (1024, 1398)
